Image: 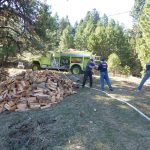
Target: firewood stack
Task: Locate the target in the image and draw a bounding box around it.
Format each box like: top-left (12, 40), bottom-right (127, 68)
top-left (0, 70), bottom-right (77, 113)
top-left (0, 69), bottom-right (9, 82)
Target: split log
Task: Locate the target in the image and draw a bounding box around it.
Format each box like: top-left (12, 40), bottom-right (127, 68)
top-left (0, 70), bottom-right (77, 113)
top-left (29, 103), bottom-right (41, 109)
top-left (17, 103), bottom-right (27, 111)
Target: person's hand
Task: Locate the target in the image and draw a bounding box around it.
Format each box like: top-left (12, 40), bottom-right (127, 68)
top-left (91, 71), bottom-right (94, 75)
top-left (94, 65), bottom-right (98, 70)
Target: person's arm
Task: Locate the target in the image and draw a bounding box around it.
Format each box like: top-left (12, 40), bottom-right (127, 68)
top-left (89, 62), bottom-right (95, 69)
top-left (97, 64), bottom-right (101, 70)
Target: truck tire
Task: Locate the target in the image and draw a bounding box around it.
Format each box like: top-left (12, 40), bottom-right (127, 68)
top-left (32, 63), bottom-right (40, 71)
top-left (71, 65), bottom-right (82, 74)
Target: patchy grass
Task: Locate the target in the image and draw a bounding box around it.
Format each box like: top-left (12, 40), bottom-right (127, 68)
top-left (107, 76), bottom-right (150, 116)
top-left (0, 71), bottom-right (150, 150)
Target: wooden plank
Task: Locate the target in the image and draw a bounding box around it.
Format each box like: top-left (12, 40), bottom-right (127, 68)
top-left (4, 104), bottom-right (11, 110)
top-left (38, 99), bottom-right (50, 103)
top-left (0, 96), bottom-right (3, 102)
top-left (17, 103), bottom-right (27, 110)
top-left (18, 84), bottom-right (24, 91)
top-left (40, 104), bottom-right (51, 109)
top-left (35, 94), bottom-right (51, 100)
top-left (48, 85), bottom-right (56, 91)
top-left (33, 88), bottom-right (44, 93)
top-left (7, 101), bottom-right (16, 107)
top-left (56, 94), bottom-right (60, 100)
top-left (21, 81), bottom-right (26, 87)
top-left (51, 96), bottom-right (56, 103)
top-left (9, 105), bottom-right (17, 111)
top-left (26, 97), bottom-right (37, 103)
top-left (13, 88), bottom-right (17, 95)
top-left (2, 90), bottom-right (8, 98)
top-left (30, 103), bottom-right (40, 109)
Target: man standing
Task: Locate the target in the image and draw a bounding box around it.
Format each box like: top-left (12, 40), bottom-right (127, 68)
top-left (137, 61), bottom-right (150, 91)
top-left (98, 58), bottom-right (113, 91)
top-left (82, 59), bottom-right (95, 88)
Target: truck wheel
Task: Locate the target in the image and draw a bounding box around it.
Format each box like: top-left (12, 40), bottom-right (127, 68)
top-left (32, 63), bottom-right (40, 71)
top-left (71, 65), bottom-right (82, 74)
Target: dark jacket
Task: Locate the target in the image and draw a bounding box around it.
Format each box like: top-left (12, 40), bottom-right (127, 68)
top-left (85, 61), bottom-right (95, 72)
top-left (98, 61), bottom-right (108, 72)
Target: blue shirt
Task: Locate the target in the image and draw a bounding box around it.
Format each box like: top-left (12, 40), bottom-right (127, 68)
top-left (146, 63), bottom-right (150, 71)
top-left (98, 61), bottom-right (108, 72)
top-left (86, 61), bottom-right (95, 72)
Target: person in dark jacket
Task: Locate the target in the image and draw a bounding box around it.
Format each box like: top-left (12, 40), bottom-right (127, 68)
top-left (137, 61), bottom-right (150, 91)
top-left (82, 59), bottom-right (95, 88)
top-left (98, 58), bottom-right (113, 91)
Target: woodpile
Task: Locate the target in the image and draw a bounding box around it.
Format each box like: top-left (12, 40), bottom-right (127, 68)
top-left (0, 70), bottom-right (77, 113)
top-left (0, 69), bottom-right (9, 82)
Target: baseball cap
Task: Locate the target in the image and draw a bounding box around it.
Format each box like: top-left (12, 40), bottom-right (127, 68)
top-left (101, 58), bottom-right (105, 61)
top-left (90, 58), bottom-right (94, 62)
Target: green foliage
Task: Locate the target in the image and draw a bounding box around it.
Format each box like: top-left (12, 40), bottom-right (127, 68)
top-left (1, 0), bottom-right (145, 78)
top-left (59, 25), bottom-right (74, 50)
top-left (133, 0), bottom-right (150, 71)
top-left (0, 0), bottom-right (44, 63)
top-left (131, 0), bottom-right (146, 20)
top-left (74, 20), bottom-right (87, 50)
top-left (121, 65), bottom-right (131, 76)
top-left (34, 3), bottom-right (58, 51)
top-left (107, 53), bottom-right (121, 74)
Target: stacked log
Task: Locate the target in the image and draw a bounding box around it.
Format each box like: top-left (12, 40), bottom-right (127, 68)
top-left (0, 69), bottom-right (9, 82)
top-left (0, 70), bottom-right (77, 113)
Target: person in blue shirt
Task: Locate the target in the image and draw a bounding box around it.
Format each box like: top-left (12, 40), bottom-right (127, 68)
top-left (82, 59), bottom-right (95, 88)
top-left (137, 61), bottom-right (150, 91)
top-left (98, 58), bottom-right (113, 91)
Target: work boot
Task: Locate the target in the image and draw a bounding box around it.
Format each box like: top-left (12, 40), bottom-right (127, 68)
top-left (135, 89), bottom-right (140, 92)
top-left (109, 88), bottom-right (113, 91)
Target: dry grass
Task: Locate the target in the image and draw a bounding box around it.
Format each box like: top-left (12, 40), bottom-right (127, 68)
top-left (0, 69), bottom-right (150, 150)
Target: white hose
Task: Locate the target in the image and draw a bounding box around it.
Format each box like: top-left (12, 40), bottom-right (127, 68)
top-left (58, 70), bottom-right (150, 122)
top-left (85, 85), bottom-right (150, 122)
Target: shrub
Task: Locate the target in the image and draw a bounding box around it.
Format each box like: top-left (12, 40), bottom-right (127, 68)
top-left (108, 53), bottom-right (121, 74)
top-left (121, 65), bottom-right (131, 76)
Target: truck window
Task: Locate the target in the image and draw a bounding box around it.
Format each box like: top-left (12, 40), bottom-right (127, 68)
top-left (61, 57), bottom-right (70, 66)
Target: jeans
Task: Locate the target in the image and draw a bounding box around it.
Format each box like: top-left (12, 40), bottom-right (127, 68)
top-left (137, 71), bottom-right (150, 90)
top-left (100, 71), bottom-right (112, 91)
top-left (82, 71), bottom-right (93, 87)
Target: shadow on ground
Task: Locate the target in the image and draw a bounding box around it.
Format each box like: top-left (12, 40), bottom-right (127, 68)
top-left (0, 83), bottom-right (150, 150)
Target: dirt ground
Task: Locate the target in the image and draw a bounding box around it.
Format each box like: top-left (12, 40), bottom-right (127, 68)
top-left (0, 69), bottom-right (150, 150)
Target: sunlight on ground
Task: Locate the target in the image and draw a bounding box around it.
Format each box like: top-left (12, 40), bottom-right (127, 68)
top-left (109, 93), bottom-right (135, 101)
top-left (117, 104), bottom-right (130, 110)
top-left (7, 68), bottom-right (31, 76)
top-left (110, 75), bottom-right (150, 85)
top-left (64, 136), bottom-right (86, 150)
top-left (92, 94), bottom-right (111, 105)
top-left (94, 75), bottom-right (150, 85)
top-left (95, 141), bottom-right (111, 150)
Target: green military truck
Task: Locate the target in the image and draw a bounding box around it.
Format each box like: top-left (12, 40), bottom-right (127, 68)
top-left (32, 50), bottom-right (100, 74)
